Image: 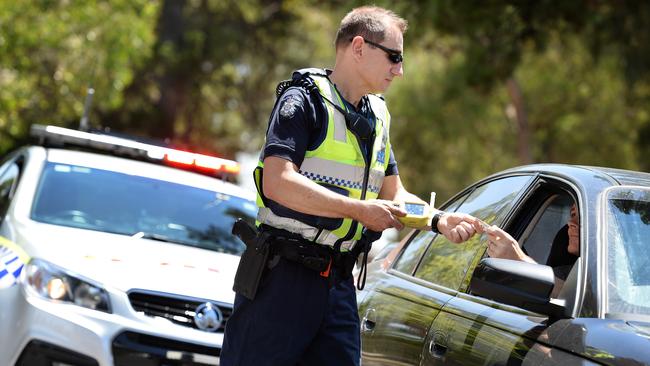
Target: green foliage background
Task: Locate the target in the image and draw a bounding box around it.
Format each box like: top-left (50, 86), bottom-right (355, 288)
top-left (2, 0), bottom-right (649, 203)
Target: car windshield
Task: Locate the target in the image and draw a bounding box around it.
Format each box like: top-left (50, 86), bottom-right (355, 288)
top-left (606, 186), bottom-right (650, 317)
top-left (30, 162), bottom-right (256, 255)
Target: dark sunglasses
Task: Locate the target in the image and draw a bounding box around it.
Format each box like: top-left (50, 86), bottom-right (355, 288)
top-left (357, 37), bottom-right (403, 64)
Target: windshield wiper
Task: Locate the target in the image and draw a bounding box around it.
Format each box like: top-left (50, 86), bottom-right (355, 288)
top-left (131, 231), bottom-right (240, 253)
top-left (131, 231), bottom-right (182, 244)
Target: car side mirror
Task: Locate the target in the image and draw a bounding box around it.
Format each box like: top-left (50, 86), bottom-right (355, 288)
top-left (469, 258), bottom-right (569, 319)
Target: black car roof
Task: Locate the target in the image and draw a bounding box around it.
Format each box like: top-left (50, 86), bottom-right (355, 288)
top-left (498, 163), bottom-right (650, 187)
top-left (589, 166), bottom-right (650, 186)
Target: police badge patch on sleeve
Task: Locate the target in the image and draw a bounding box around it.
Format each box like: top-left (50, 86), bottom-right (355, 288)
top-left (279, 95), bottom-right (301, 118)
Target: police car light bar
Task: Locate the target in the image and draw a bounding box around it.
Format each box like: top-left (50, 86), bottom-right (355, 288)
top-left (164, 150), bottom-right (241, 174)
top-left (30, 124), bottom-right (240, 176)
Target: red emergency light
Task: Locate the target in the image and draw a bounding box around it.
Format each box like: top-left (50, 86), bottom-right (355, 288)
top-left (164, 151), bottom-right (241, 175)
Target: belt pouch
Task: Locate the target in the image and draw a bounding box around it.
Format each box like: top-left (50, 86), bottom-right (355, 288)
top-left (232, 229), bottom-right (270, 300)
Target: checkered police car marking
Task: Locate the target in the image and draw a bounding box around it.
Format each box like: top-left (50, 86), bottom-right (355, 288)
top-left (0, 246), bottom-right (24, 289)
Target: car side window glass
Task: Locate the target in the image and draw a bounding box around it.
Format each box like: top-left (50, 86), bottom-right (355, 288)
top-left (392, 194), bottom-right (465, 275)
top-left (392, 230), bottom-right (435, 275)
top-left (0, 163), bottom-right (20, 219)
top-left (414, 175), bottom-right (532, 290)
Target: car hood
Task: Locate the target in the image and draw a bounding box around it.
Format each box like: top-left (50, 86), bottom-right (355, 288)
top-left (551, 318), bottom-right (650, 364)
top-left (15, 222), bottom-right (240, 304)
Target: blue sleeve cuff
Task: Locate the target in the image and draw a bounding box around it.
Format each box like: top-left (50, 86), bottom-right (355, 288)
top-left (263, 144), bottom-right (304, 167)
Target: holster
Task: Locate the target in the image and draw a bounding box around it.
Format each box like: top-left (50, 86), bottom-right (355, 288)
top-left (232, 219), bottom-right (271, 300)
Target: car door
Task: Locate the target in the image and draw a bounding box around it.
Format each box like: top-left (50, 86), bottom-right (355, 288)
top-left (422, 179), bottom-right (582, 365)
top-left (359, 174), bottom-right (534, 365)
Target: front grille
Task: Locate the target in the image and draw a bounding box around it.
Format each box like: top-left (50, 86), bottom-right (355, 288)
top-left (128, 290), bottom-right (232, 333)
top-left (112, 331), bottom-right (219, 366)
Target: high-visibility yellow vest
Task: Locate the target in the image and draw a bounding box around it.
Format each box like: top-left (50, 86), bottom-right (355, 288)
top-left (255, 72), bottom-right (391, 251)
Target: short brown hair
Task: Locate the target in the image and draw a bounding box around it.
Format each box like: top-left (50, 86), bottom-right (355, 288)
top-left (335, 6), bottom-right (408, 49)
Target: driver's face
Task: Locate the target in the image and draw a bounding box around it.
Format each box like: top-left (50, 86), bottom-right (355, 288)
top-left (567, 204), bottom-right (580, 255)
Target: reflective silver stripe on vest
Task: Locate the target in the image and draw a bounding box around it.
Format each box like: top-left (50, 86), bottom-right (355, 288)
top-left (299, 157), bottom-right (365, 190)
top-left (317, 78), bottom-right (347, 142)
top-left (368, 95), bottom-right (389, 194)
top-left (257, 207), bottom-right (357, 251)
top-left (368, 168), bottom-right (384, 194)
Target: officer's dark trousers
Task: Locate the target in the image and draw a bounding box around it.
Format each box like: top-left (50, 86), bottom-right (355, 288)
top-left (220, 258), bottom-right (360, 366)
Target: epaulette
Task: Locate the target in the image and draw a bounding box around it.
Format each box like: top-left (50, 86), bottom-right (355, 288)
top-left (292, 68), bottom-right (327, 80)
top-left (275, 68), bottom-right (328, 97)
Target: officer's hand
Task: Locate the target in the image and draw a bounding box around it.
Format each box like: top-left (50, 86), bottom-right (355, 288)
top-left (356, 199), bottom-right (405, 232)
top-left (437, 213), bottom-right (478, 243)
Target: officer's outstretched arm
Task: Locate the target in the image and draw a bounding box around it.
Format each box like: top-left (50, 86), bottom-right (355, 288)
top-left (263, 156), bottom-right (405, 232)
top-left (378, 175), bottom-right (478, 242)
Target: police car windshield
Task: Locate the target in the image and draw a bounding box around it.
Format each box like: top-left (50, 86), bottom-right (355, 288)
top-left (30, 162), bottom-right (256, 255)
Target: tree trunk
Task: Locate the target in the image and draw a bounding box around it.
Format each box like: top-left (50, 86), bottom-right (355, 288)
top-left (506, 77), bottom-right (533, 164)
top-left (154, 0), bottom-right (187, 140)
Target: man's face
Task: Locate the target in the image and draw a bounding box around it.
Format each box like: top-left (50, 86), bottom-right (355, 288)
top-left (358, 25), bottom-right (404, 94)
top-left (567, 204), bottom-right (580, 255)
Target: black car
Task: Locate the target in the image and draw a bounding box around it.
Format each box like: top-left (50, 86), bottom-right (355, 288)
top-left (358, 164), bottom-right (650, 365)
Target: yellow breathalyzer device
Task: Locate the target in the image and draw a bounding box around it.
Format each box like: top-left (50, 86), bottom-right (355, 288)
top-left (398, 192), bottom-right (436, 228)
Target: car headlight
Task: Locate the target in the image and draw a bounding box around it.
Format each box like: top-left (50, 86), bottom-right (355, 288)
top-left (22, 259), bottom-right (111, 313)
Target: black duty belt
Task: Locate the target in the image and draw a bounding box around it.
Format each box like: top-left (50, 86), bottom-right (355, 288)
top-left (259, 225), bottom-right (378, 288)
top-left (270, 237), bottom-right (333, 273)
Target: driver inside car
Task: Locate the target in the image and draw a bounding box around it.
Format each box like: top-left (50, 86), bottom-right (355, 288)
top-left (474, 203), bottom-right (579, 297)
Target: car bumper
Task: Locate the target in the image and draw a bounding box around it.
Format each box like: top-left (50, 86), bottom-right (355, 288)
top-left (0, 284), bottom-right (223, 366)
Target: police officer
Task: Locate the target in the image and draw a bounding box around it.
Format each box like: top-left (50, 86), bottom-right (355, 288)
top-left (221, 6), bottom-right (478, 366)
